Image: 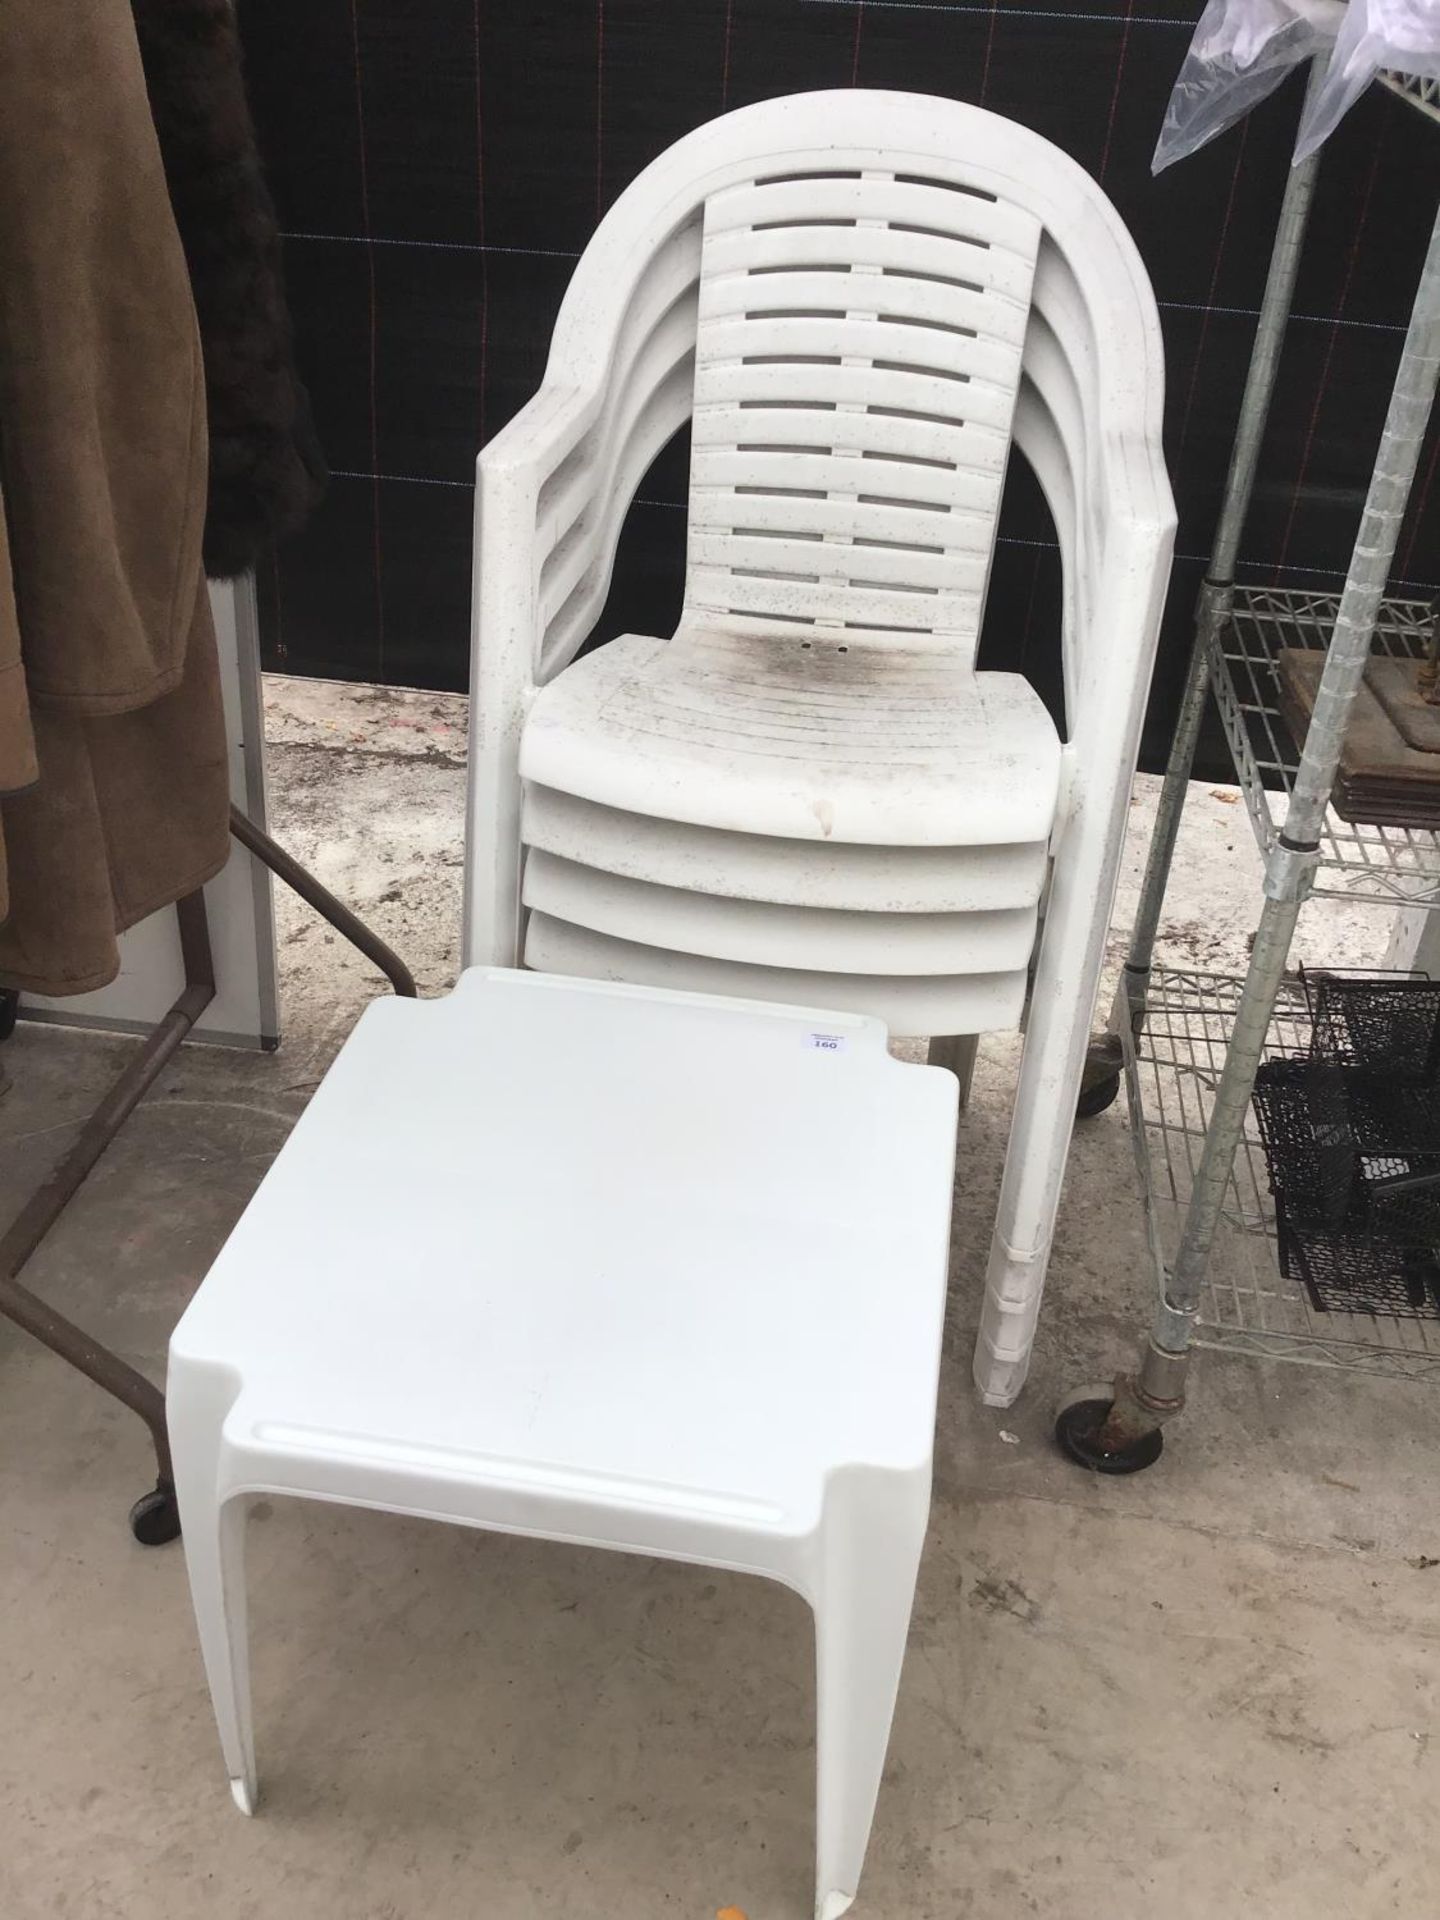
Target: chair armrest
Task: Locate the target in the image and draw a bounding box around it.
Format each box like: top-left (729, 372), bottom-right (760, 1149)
top-left (1060, 433), bottom-right (1175, 825)
top-left (466, 385), bottom-right (595, 967)
top-left (473, 384), bottom-right (597, 678)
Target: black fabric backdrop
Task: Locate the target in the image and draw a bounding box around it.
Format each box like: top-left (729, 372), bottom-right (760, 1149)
top-left (240, 1), bottom-right (1439, 779)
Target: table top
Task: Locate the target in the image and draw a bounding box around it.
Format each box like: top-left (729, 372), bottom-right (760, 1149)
top-left (172, 969), bottom-right (959, 1524)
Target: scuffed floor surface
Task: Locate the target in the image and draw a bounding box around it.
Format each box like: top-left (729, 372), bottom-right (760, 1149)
top-left (2, 677), bottom-right (1437, 1920)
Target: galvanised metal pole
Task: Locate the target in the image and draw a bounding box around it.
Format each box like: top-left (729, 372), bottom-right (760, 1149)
top-left (1120, 62), bottom-right (1328, 1023)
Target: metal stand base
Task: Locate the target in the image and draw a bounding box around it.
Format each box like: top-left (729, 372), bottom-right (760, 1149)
top-left (925, 1032), bottom-right (1122, 1120)
top-left (1051, 1348), bottom-right (1186, 1476)
top-left (0, 812), bottom-right (416, 1542)
top-left (1055, 1382), bottom-right (1167, 1474)
top-left (1077, 1032), bottom-right (1124, 1119)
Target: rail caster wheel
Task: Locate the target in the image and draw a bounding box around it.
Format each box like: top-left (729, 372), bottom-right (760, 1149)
top-left (0, 989), bottom-right (17, 1044)
top-left (1076, 1070), bottom-right (1121, 1120)
top-left (1054, 1389), bottom-right (1163, 1475)
top-left (129, 1482), bottom-right (181, 1546)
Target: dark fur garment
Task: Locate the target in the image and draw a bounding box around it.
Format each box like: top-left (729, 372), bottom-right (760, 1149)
top-left (131, 0), bottom-right (326, 579)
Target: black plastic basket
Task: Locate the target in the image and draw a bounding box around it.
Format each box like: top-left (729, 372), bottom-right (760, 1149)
top-left (1303, 970), bottom-right (1440, 1081)
top-left (1252, 1056), bottom-right (1440, 1318)
top-left (1275, 1200), bottom-right (1440, 1320)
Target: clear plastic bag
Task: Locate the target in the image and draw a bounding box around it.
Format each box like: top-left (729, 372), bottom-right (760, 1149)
top-left (1295, 0), bottom-right (1440, 158)
top-left (1152, 0), bottom-right (1346, 173)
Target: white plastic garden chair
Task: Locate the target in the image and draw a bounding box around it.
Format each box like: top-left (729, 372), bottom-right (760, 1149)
top-left (169, 968), bottom-right (959, 1920)
top-left (465, 89), bottom-right (1175, 1405)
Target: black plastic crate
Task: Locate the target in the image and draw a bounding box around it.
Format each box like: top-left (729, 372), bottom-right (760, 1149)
top-left (1276, 1199), bottom-right (1440, 1320)
top-left (1304, 970), bottom-right (1440, 1081)
top-left (1252, 1058), bottom-right (1440, 1318)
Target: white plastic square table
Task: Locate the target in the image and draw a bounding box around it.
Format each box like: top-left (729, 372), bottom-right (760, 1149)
top-left (169, 967), bottom-right (959, 1920)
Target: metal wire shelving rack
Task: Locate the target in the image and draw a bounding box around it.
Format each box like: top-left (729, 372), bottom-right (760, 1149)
top-left (1382, 69), bottom-right (1440, 118)
top-left (1212, 589), bottom-right (1440, 907)
top-left (1076, 54), bottom-right (1440, 1461)
top-left (1121, 966), bottom-right (1440, 1382)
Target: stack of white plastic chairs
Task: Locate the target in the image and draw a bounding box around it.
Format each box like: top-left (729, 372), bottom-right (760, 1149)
top-left (465, 91), bottom-right (1174, 1405)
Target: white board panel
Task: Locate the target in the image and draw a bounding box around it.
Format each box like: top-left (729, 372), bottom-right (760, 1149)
top-left (20, 576), bottom-right (279, 1050)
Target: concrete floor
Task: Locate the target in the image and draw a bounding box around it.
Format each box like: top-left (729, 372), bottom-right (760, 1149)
top-left (2, 678), bottom-right (1438, 1919)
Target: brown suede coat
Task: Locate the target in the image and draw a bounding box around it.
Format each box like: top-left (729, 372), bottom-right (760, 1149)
top-left (0, 0), bottom-right (230, 996)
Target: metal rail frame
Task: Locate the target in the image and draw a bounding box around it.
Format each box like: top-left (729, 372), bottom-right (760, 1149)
top-left (0, 811), bottom-right (416, 1541)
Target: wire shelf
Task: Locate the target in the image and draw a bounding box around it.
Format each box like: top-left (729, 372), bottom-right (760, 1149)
top-left (1381, 70), bottom-right (1440, 124)
top-left (1210, 586), bottom-right (1440, 908)
top-left (1123, 965), bottom-right (1440, 1381)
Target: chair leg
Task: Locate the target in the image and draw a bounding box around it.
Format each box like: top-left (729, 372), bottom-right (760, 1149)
top-left (170, 1360), bottom-right (257, 1812)
top-left (974, 840), bottom-right (1110, 1408)
top-left (812, 1469), bottom-right (929, 1920)
top-left (926, 1034), bottom-right (977, 1109)
top-left (177, 1487), bottom-right (257, 1813)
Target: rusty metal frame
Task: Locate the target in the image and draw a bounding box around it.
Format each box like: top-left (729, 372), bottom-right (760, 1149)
top-left (0, 814), bottom-right (416, 1537)
top-left (228, 805), bottom-right (417, 999)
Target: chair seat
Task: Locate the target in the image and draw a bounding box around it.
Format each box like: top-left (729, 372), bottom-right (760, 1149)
top-left (524, 912), bottom-right (1029, 1035)
top-left (520, 627), bottom-right (1063, 847)
top-left (522, 850), bottom-right (1039, 975)
top-left (522, 785), bottom-right (1051, 913)
top-left (170, 968), bottom-right (959, 1533)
